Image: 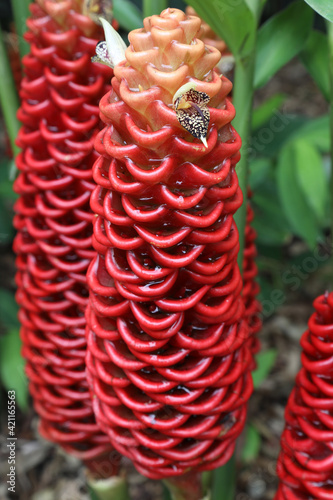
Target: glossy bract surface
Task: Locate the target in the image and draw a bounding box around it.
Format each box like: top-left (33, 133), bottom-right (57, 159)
top-left (86, 8), bottom-right (253, 479)
top-left (13, 0), bottom-right (114, 467)
top-left (276, 292), bottom-right (333, 499)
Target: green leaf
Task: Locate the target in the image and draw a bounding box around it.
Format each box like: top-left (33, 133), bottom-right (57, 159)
top-left (253, 217), bottom-right (290, 246)
top-left (300, 30), bottom-right (329, 101)
top-left (0, 289), bottom-right (19, 329)
top-left (252, 190), bottom-right (291, 246)
top-left (113, 0), bottom-right (142, 31)
top-left (254, 115), bottom-right (307, 158)
top-left (304, 0), bottom-right (333, 22)
top-left (256, 114), bottom-right (330, 158)
top-left (252, 349), bottom-right (278, 388)
top-left (0, 329), bottom-right (28, 412)
top-left (249, 158), bottom-right (272, 189)
top-left (277, 144), bottom-right (320, 248)
top-left (255, 1), bottom-right (313, 88)
top-left (294, 140), bottom-right (328, 222)
top-left (291, 115), bottom-right (330, 152)
top-left (212, 454), bottom-right (236, 500)
top-left (242, 424), bottom-right (262, 463)
top-left (0, 199), bottom-right (14, 245)
top-left (143, 0), bottom-right (168, 18)
top-left (252, 93), bottom-right (287, 130)
top-left (185, 0), bottom-right (256, 57)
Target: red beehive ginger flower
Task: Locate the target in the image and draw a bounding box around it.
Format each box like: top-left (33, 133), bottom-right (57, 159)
top-left (275, 292), bottom-right (333, 500)
top-left (13, 0), bottom-right (116, 472)
top-left (86, 8), bottom-right (253, 479)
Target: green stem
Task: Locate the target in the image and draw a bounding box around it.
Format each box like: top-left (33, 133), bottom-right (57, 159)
top-left (232, 51), bottom-right (257, 273)
top-left (211, 454), bottom-right (236, 500)
top-left (328, 20), bottom-right (333, 255)
top-left (0, 25), bottom-right (20, 159)
top-left (11, 0), bottom-right (30, 61)
top-left (143, 0), bottom-right (168, 18)
top-left (87, 475), bottom-right (129, 500)
top-left (164, 471), bottom-right (207, 500)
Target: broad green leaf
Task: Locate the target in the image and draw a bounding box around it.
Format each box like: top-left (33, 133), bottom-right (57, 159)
top-left (257, 115), bottom-right (330, 157)
top-left (249, 158), bottom-right (272, 189)
top-left (277, 144), bottom-right (319, 248)
top-left (253, 217), bottom-right (290, 246)
top-left (294, 140), bottom-right (328, 222)
top-left (252, 349), bottom-right (278, 388)
top-left (244, 0), bottom-right (260, 16)
top-left (255, 1), bottom-right (313, 88)
top-left (185, 0), bottom-right (256, 57)
top-left (212, 454), bottom-right (236, 500)
top-left (0, 329), bottom-right (28, 412)
top-left (254, 115), bottom-right (307, 157)
top-left (304, 0), bottom-right (333, 22)
top-left (252, 93), bottom-right (286, 130)
top-left (113, 0), bottom-right (142, 31)
top-left (291, 115), bottom-right (330, 152)
top-left (0, 289), bottom-right (19, 329)
top-left (252, 191), bottom-right (291, 246)
top-left (300, 30), bottom-right (329, 101)
top-left (242, 424), bottom-right (262, 462)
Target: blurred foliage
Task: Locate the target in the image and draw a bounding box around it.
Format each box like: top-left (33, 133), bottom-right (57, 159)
top-left (0, 0), bottom-right (331, 489)
top-left (255, 1), bottom-right (313, 88)
top-left (252, 349), bottom-right (278, 388)
top-left (0, 289), bottom-right (28, 411)
top-left (241, 424), bottom-right (262, 463)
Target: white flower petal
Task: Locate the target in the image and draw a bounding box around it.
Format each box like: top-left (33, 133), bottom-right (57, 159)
top-left (99, 17), bottom-right (128, 68)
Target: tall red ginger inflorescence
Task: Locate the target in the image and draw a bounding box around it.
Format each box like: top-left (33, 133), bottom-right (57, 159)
top-left (275, 292), bottom-right (333, 500)
top-left (86, 8), bottom-right (253, 479)
top-left (13, 0), bottom-right (117, 472)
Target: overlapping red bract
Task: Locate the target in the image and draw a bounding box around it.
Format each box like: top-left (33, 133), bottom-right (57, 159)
top-left (185, 8), bottom-right (262, 368)
top-left (276, 292), bottom-right (333, 499)
top-left (86, 8), bottom-right (253, 479)
top-left (13, 0), bottom-right (114, 467)
top-left (243, 202), bottom-right (261, 369)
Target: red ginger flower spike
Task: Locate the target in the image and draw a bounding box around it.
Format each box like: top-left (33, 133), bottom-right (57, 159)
top-left (13, 0), bottom-right (117, 474)
top-left (275, 292), bottom-right (333, 500)
top-left (86, 8), bottom-right (253, 480)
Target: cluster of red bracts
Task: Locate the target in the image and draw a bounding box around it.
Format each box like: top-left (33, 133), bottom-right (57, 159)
top-left (12, 4), bottom-right (263, 482)
top-left (275, 292), bottom-right (333, 500)
top-left (13, 1), bottom-right (115, 471)
top-left (84, 9), bottom-right (254, 478)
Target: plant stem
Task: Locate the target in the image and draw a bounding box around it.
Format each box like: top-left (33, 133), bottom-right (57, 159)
top-left (232, 51), bottom-right (257, 274)
top-left (328, 20), bottom-right (333, 258)
top-left (11, 0), bottom-right (30, 61)
top-left (143, 0), bottom-right (168, 18)
top-left (0, 25), bottom-right (20, 159)
top-left (211, 454), bottom-right (236, 500)
top-left (87, 475), bottom-right (129, 500)
top-left (164, 471), bottom-right (206, 500)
